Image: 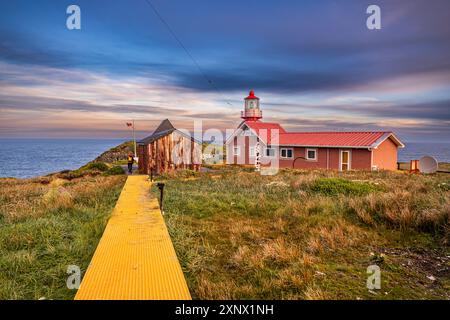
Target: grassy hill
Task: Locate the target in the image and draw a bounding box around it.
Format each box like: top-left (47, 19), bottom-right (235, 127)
top-left (0, 143), bottom-right (449, 299)
top-left (0, 161), bottom-right (126, 299)
top-left (93, 140), bottom-right (134, 164)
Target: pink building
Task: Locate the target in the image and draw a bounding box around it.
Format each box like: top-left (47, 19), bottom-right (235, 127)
top-left (226, 91), bottom-right (405, 171)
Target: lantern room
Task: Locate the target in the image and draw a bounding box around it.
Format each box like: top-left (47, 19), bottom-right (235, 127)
top-left (241, 90), bottom-right (262, 121)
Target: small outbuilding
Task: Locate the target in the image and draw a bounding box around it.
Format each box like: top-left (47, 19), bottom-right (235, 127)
top-left (137, 119), bottom-right (202, 175)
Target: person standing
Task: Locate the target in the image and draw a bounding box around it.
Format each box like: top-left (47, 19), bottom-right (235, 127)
top-left (127, 152), bottom-right (134, 174)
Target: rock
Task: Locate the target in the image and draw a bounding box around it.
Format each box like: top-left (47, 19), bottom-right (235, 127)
top-left (94, 141), bottom-right (134, 163)
top-left (427, 275), bottom-right (436, 281)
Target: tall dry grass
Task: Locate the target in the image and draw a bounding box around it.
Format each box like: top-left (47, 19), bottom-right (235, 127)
top-left (0, 175), bottom-right (125, 222)
top-left (0, 174), bottom-right (126, 299)
top-left (347, 177), bottom-right (449, 242)
top-left (155, 168), bottom-right (450, 300)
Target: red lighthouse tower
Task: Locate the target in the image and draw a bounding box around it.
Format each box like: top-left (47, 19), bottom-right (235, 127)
top-left (241, 90), bottom-right (262, 121)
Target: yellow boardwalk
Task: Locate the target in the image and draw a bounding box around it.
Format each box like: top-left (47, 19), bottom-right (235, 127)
top-left (75, 175), bottom-right (191, 300)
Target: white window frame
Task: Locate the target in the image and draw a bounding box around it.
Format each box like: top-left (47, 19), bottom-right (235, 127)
top-left (249, 146), bottom-right (256, 157)
top-left (265, 147), bottom-right (276, 158)
top-left (306, 148), bottom-right (317, 161)
top-left (339, 150), bottom-right (351, 171)
top-left (280, 148), bottom-right (294, 159)
top-left (233, 146), bottom-right (240, 156)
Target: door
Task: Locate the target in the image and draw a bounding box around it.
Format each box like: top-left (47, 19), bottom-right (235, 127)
top-left (340, 150), bottom-right (351, 171)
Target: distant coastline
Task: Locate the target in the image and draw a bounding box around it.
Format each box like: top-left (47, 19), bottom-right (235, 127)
top-left (0, 139), bottom-right (449, 179)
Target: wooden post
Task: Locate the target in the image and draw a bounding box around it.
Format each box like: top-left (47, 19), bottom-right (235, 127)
top-left (132, 120), bottom-right (137, 158)
top-left (409, 160), bottom-right (419, 174)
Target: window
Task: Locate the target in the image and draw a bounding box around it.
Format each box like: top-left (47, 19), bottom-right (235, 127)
top-left (280, 148), bottom-right (293, 159)
top-left (249, 147), bottom-right (255, 157)
top-left (233, 146), bottom-right (240, 156)
top-left (340, 150), bottom-right (351, 171)
top-left (265, 148), bottom-right (275, 157)
top-left (306, 148), bottom-right (317, 161)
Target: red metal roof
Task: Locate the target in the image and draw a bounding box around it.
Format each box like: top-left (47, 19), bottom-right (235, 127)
top-left (243, 121), bottom-right (399, 147)
top-left (277, 131), bottom-right (389, 147)
top-left (245, 90), bottom-right (259, 100)
top-left (245, 120), bottom-right (286, 134)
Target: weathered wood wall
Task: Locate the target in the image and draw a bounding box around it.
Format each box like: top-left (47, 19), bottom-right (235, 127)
top-left (138, 131), bottom-right (202, 175)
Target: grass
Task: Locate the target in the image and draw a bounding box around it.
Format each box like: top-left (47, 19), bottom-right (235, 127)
top-left (104, 165), bottom-right (125, 176)
top-left (54, 161), bottom-right (124, 180)
top-left (1, 159), bottom-right (448, 300)
top-left (153, 167), bottom-right (450, 300)
top-left (310, 177), bottom-right (380, 196)
top-left (398, 162), bottom-right (450, 172)
top-left (0, 171), bottom-right (126, 299)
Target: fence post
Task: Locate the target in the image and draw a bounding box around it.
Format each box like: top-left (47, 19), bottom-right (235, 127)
top-left (156, 182), bottom-right (165, 215)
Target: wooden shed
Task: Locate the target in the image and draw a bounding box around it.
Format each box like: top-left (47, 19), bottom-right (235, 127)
top-left (137, 119), bottom-right (202, 175)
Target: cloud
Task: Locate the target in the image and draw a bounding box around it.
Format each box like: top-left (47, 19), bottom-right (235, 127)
top-left (1, 58), bottom-right (449, 141)
top-left (0, 95), bottom-right (168, 115)
top-left (2, 1), bottom-right (450, 97)
top-left (0, 0), bottom-right (449, 141)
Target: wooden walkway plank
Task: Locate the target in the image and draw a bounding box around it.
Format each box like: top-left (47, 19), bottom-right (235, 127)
top-left (74, 175), bottom-right (191, 300)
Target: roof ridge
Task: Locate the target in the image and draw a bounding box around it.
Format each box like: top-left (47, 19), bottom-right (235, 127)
top-left (152, 118), bottom-right (175, 135)
top-left (245, 121), bottom-right (282, 125)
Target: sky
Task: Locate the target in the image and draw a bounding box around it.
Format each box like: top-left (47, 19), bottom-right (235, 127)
top-left (0, 0), bottom-right (449, 142)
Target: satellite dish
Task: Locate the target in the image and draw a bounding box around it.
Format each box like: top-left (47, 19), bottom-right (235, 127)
top-left (418, 156), bottom-right (439, 174)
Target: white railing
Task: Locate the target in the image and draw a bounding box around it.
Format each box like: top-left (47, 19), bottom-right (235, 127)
top-left (241, 110), bottom-right (262, 118)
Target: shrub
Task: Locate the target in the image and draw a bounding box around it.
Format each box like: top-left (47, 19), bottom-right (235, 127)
top-left (57, 170), bottom-right (84, 180)
top-left (80, 162), bottom-right (109, 172)
top-left (310, 178), bottom-right (378, 196)
top-left (104, 166), bottom-right (125, 176)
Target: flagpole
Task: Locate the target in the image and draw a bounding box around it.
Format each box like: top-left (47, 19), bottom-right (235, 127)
top-left (132, 119), bottom-right (137, 158)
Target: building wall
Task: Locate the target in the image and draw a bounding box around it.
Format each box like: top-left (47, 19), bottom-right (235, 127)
top-left (138, 131), bottom-right (202, 175)
top-left (138, 145), bottom-right (148, 173)
top-left (372, 137), bottom-right (398, 170)
top-left (282, 147), bottom-right (328, 169)
top-left (280, 147), bottom-right (371, 170)
top-left (226, 140), bottom-right (374, 170)
top-left (227, 135), bottom-right (258, 165)
top-left (350, 148), bottom-right (372, 170)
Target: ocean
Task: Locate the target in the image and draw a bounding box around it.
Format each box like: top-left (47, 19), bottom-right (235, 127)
top-left (0, 139), bottom-right (125, 179)
top-left (0, 139), bottom-right (449, 179)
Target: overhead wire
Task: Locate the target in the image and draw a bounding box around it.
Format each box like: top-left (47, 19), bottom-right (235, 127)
top-left (142, 0), bottom-right (234, 107)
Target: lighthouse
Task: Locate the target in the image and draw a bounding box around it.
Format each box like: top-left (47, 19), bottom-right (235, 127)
top-left (241, 90), bottom-right (262, 121)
